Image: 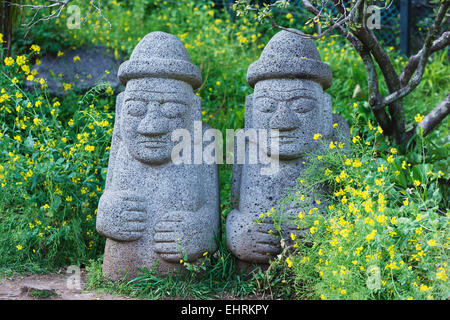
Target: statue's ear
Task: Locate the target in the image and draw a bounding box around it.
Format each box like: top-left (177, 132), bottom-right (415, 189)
top-left (115, 91), bottom-right (124, 141)
top-left (321, 92), bottom-right (333, 138)
top-left (244, 93), bottom-right (254, 129)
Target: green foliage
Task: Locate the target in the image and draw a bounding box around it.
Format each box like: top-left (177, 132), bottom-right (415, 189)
top-left (264, 123), bottom-right (449, 300)
top-left (0, 46), bottom-right (115, 272)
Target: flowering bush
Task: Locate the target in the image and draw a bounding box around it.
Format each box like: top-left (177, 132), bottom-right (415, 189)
top-left (265, 123), bottom-right (449, 300)
top-left (0, 44), bottom-right (114, 271)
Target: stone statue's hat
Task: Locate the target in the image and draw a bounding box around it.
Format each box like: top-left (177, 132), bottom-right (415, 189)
top-left (118, 31), bottom-right (202, 89)
top-left (247, 29), bottom-right (332, 89)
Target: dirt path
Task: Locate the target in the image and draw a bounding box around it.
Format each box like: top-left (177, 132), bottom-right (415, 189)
top-left (0, 272), bottom-right (132, 300)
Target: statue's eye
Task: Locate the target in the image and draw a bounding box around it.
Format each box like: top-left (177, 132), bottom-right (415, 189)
top-left (290, 98), bottom-right (316, 114)
top-left (255, 97), bottom-right (277, 113)
top-left (160, 102), bottom-right (187, 118)
top-left (125, 100), bottom-right (147, 117)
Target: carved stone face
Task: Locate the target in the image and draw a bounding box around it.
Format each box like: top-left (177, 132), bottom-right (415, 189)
top-left (252, 79), bottom-right (325, 160)
top-left (120, 78), bottom-right (194, 164)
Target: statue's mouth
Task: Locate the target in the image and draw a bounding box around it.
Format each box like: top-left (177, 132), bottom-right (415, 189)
top-left (138, 137), bottom-right (168, 148)
top-left (272, 132), bottom-right (298, 144)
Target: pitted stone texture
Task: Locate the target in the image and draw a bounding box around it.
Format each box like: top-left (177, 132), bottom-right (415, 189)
top-left (247, 29), bottom-right (332, 90)
top-left (227, 30), bottom-right (349, 267)
top-left (118, 32), bottom-right (202, 89)
top-left (96, 32), bottom-right (219, 280)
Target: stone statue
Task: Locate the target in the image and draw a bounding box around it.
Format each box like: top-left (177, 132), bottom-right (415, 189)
top-left (96, 32), bottom-right (220, 280)
top-left (226, 29), bottom-right (349, 268)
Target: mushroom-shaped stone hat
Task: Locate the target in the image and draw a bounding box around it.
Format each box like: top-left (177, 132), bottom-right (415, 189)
top-left (118, 31), bottom-right (202, 89)
top-left (247, 29), bottom-right (332, 90)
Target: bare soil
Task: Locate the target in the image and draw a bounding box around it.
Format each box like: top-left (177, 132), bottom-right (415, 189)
top-left (0, 271), bottom-right (131, 300)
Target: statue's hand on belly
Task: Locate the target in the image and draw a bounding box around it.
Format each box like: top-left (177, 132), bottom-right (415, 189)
top-left (153, 210), bottom-right (208, 263)
top-left (96, 191), bottom-right (148, 242)
top-left (226, 210), bottom-right (281, 263)
top-left (153, 213), bottom-right (184, 262)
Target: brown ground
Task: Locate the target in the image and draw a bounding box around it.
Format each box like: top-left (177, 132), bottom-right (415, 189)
top-left (0, 271), bottom-right (132, 300)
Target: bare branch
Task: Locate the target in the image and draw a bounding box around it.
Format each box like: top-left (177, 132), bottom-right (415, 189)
top-left (276, 0), bottom-right (363, 40)
top-left (7, 0), bottom-right (109, 35)
top-left (400, 31), bottom-right (450, 87)
top-left (373, 1), bottom-right (449, 110)
top-left (420, 93), bottom-right (450, 137)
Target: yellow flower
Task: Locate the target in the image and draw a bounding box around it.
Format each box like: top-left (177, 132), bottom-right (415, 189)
top-left (84, 145), bottom-right (95, 152)
top-left (30, 44), bottom-right (41, 54)
top-left (329, 141), bottom-right (336, 149)
top-left (16, 245), bottom-right (23, 251)
top-left (290, 233), bottom-right (296, 241)
top-left (377, 126), bottom-right (383, 134)
top-left (436, 267), bottom-right (448, 282)
top-left (419, 284), bottom-right (432, 292)
top-left (413, 180), bottom-right (420, 187)
top-left (313, 133), bottom-right (322, 140)
top-left (286, 257), bottom-right (293, 268)
top-left (427, 239), bottom-right (437, 247)
top-left (63, 83), bottom-right (72, 91)
top-left (333, 123), bottom-right (338, 128)
top-left (286, 13), bottom-right (293, 20)
top-left (16, 55), bottom-right (26, 65)
top-left (57, 51), bottom-right (64, 57)
top-left (66, 196), bottom-right (72, 202)
top-left (402, 198), bottom-right (409, 206)
top-left (414, 114), bottom-right (424, 123)
top-left (365, 229), bottom-right (377, 242)
top-left (73, 56), bottom-right (81, 62)
top-left (4, 56), bottom-right (14, 66)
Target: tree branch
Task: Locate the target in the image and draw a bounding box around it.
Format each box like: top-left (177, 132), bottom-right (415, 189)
top-left (400, 31), bottom-right (450, 87)
top-left (374, 1), bottom-right (449, 111)
top-left (420, 93), bottom-right (450, 137)
top-left (271, 0), bottom-right (362, 40)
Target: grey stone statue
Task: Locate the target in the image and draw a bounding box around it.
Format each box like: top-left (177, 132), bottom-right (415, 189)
top-left (96, 32), bottom-right (220, 280)
top-left (226, 29), bottom-right (349, 268)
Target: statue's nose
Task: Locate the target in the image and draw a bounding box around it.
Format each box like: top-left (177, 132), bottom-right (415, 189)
top-left (137, 102), bottom-right (169, 136)
top-left (269, 101), bottom-right (299, 131)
